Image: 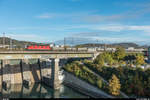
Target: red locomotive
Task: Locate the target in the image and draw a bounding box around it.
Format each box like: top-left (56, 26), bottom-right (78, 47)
top-left (27, 45), bottom-right (51, 50)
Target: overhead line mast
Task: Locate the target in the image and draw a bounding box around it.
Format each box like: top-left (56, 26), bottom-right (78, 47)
top-left (3, 32), bottom-right (5, 48)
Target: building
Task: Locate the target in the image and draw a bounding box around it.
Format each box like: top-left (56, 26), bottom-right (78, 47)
top-left (49, 43), bottom-right (55, 47)
top-left (148, 47), bottom-right (150, 62)
top-left (0, 44), bottom-right (10, 48)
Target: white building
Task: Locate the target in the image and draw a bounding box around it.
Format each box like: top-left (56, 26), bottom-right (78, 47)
top-left (106, 47), bottom-right (116, 51)
top-left (126, 47), bottom-right (144, 52)
top-left (127, 47), bottom-right (135, 51)
top-left (49, 43), bottom-right (55, 47)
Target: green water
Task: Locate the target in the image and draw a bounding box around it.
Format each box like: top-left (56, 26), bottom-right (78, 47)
top-left (0, 83), bottom-right (89, 98)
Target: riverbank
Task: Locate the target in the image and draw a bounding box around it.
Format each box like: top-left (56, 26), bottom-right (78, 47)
top-left (63, 71), bottom-right (114, 98)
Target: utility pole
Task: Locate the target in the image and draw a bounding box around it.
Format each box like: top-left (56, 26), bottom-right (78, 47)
top-left (64, 37), bottom-right (66, 51)
top-left (72, 37), bottom-right (74, 48)
top-left (3, 32), bottom-right (5, 48)
top-left (96, 39), bottom-right (98, 51)
top-left (104, 40), bottom-right (106, 51)
top-left (9, 36), bottom-right (12, 50)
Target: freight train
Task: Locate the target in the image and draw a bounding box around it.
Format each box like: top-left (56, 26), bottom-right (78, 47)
top-left (26, 45), bottom-right (147, 54)
top-left (26, 45), bottom-right (89, 51)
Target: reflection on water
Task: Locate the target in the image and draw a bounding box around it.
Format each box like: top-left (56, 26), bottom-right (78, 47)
top-left (0, 83), bottom-right (89, 98)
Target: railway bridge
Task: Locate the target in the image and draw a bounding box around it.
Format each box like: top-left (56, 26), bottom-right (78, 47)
top-left (0, 51), bottom-right (96, 90)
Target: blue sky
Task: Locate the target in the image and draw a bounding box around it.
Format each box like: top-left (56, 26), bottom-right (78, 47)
top-left (0, 0), bottom-right (150, 44)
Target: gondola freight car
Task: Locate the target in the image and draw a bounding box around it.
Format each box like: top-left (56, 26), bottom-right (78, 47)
top-left (26, 45), bottom-right (51, 50)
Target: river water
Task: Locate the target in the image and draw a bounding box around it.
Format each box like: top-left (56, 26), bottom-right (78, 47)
top-left (0, 83), bottom-right (89, 98)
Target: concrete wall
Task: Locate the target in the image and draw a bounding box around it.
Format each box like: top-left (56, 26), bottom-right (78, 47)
top-left (21, 59), bottom-right (44, 83)
top-left (11, 64), bottom-right (22, 84)
top-left (2, 60), bottom-right (11, 83)
top-left (0, 60), bottom-right (22, 85)
top-left (0, 59), bottom-right (42, 85)
top-left (30, 63), bottom-right (41, 82)
top-left (21, 59), bottom-right (33, 83)
top-left (0, 58), bottom-right (55, 89)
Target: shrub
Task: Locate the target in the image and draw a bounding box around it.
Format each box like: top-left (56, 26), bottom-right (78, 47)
top-left (97, 79), bottom-right (102, 88)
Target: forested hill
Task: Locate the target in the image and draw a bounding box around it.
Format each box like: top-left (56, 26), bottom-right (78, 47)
top-left (0, 37), bottom-right (47, 48)
top-left (75, 42), bottom-right (144, 48)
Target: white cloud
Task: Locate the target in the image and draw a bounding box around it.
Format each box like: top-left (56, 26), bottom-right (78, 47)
top-left (36, 13), bottom-right (58, 19)
top-left (91, 24), bottom-right (150, 34)
top-left (93, 25), bottom-right (125, 32)
top-left (128, 26), bottom-right (150, 32)
top-left (8, 24), bottom-right (150, 34)
top-left (91, 36), bottom-right (145, 43)
top-left (70, 0), bottom-right (79, 1)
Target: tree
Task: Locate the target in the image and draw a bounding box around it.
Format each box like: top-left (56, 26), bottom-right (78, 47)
top-left (114, 47), bottom-right (125, 61)
top-left (104, 53), bottom-right (114, 66)
top-left (135, 54), bottom-right (145, 66)
top-left (108, 74), bottom-right (121, 96)
top-left (94, 52), bottom-right (114, 66)
top-left (124, 54), bottom-right (136, 65)
top-left (132, 72), bottom-right (144, 96)
top-left (94, 54), bottom-right (105, 66)
top-left (97, 79), bottom-right (102, 88)
top-left (147, 77), bottom-right (150, 89)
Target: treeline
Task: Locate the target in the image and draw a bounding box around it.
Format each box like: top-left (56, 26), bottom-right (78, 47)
top-left (84, 47), bottom-right (149, 97)
top-left (0, 37), bottom-right (46, 48)
top-left (94, 47), bottom-right (145, 67)
top-left (63, 61), bottom-right (122, 97)
top-left (85, 61), bottom-right (150, 97)
top-left (64, 47), bottom-right (149, 97)
top-left (75, 42), bottom-right (140, 48)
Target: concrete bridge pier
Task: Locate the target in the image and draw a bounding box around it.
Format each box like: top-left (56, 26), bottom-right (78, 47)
top-left (20, 59), bottom-right (32, 86)
top-left (2, 60), bottom-right (11, 89)
top-left (51, 58), bottom-right (60, 90)
top-left (37, 59), bottom-right (42, 81)
top-left (53, 90), bottom-right (60, 98)
top-left (39, 59), bottom-right (51, 79)
top-left (0, 60), bottom-right (2, 87)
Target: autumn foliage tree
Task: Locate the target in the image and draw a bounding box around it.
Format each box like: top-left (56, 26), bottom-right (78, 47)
top-left (108, 74), bottom-right (121, 96)
top-left (135, 54), bottom-right (145, 66)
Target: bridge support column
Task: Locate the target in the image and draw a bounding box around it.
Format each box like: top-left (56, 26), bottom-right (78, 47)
top-left (2, 60), bottom-right (11, 89)
top-left (40, 59), bottom-right (52, 78)
top-left (37, 59), bottom-right (42, 81)
top-left (21, 59), bottom-right (32, 86)
top-left (0, 60), bottom-right (2, 87)
top-left (52, 58), bottom-right (60, 90)
top-left (53, 90), bottom-right (60, 98)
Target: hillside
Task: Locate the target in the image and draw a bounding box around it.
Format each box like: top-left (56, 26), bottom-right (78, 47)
top-left (75, 42), bottom-right (143, 48)
top-left (0, 37), bottom-right (47, 48)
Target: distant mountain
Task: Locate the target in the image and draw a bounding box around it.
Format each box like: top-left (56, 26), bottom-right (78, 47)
top-left (55, 37), bottom-right (103, 45)
top-left (0, 37), bottom-right (48, 48)
top-left (0, 37), bottom-right (147, 49)
top-left (55, 38), bottom-right (146, 48)
top-left (75, 42), bottom-right (146, 49)
top-left (111, 42), bottom-right (139, 48)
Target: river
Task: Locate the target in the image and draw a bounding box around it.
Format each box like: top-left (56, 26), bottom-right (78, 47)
top-left (0, 83), bottom-right (89, 98)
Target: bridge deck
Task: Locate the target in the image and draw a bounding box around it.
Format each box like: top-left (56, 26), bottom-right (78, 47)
top-left (0, 51), bottom-right (95, 60)
top-left (0, 50), bottom-right (95, 54)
